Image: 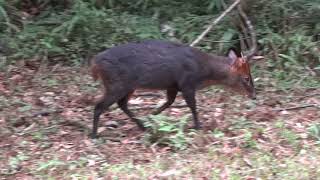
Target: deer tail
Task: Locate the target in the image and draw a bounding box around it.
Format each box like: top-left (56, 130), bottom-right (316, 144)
top-left (90, 57), bottom-right (101, 81)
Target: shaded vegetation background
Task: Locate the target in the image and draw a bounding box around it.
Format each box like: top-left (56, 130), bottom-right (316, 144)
top-left (1, 0), bottom-right (319, 80)
top-left (0, 0), bottom-right (320, 179)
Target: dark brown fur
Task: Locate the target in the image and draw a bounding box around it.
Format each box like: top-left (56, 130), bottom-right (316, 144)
top-left (89, 40), bottom-right (256, 138)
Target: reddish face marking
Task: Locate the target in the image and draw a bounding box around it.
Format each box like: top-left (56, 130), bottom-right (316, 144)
top-left (230, 57), bottom-right (256, 99)
top-left (230, 57), bottom-right (251, 76)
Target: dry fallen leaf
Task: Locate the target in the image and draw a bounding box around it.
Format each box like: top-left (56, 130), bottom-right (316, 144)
top-left (9, 74), bottom-right (23, 83)
top-left (157, 169), bottom-right (179, 177)
top-left (97, 127), bottom-right (107, 133)
top-left (88, 159), bottom-right (96, 166)
top-left (129, 97), bottom-right (144, 105)
top-left (220, 167), bottom-right (229, 180)
top-left (0, 82), bottom-right (7, 93)
top-left (280, 110), bottom-right (290, 115)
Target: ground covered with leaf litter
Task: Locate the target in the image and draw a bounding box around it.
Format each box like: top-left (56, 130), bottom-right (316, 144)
top-left (0, 63), bottom-right (320, 179)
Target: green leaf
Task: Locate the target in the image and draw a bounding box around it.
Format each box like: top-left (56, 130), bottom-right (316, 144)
top-left (18, 105), bottom-right (32, 112)
top-left (158, 125), bottom-right (175, 132)
top-left (37, 159), bottom-right (65, 171)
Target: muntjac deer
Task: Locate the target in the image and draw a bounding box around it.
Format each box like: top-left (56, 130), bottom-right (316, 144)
top-left (89, 40), bottom-right (257, 138)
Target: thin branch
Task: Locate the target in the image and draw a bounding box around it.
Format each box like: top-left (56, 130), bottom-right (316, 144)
top-left (20, 109), bottom-right (63, 120)
top-left (295, 93), bottom-right (320, 100)
top-left (190, 0), bottom-right (241, 47)
top-left (239, 33), bottom-right (246, 52)
top-left (273, 104), bottom-right (319, 111)
top-left (238, 14), bottom-right (250, 49)
top-left (240, 15), bottom-right (251, 49)
top-left (237, 4), bottom-right (257, 58)
top-left (202, 36), bottom-right (253, 43)
top-left (131, 104), bottom-right (188, 111)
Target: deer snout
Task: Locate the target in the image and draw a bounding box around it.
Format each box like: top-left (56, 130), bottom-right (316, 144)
top-left (249, 90), bottom-right (256, 100)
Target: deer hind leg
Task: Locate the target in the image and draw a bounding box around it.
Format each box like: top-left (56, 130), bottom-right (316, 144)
top-left (117, 91), bottom-right (146, 131)
top-left (91, 87), bottom-right (130, 138)
top-left (152, 88), bottom-right (178, 115)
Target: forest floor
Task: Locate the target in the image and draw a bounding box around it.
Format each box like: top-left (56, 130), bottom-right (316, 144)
top-left (0, 63), bottom-right (320, 179)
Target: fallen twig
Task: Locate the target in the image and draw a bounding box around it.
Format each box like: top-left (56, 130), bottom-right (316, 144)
top-left (294, 92), bottom-right (320, 101)
top-left (60, 120), bottom-right (89, 130)
top-left (273, 104), bottom-right (319, 111)
top-left (131, 104), bottom-right (188, 111)
top-left (31, 109), bottom-right (63, 117)
top-left (18, 109), bottom-right (63, 123)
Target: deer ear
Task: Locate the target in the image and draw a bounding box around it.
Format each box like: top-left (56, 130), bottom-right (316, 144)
top-left (228, 49), bottom-right (238, 63)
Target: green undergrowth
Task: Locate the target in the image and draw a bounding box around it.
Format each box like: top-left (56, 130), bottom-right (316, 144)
top-left (1, 0), bottom-right (320, 179)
